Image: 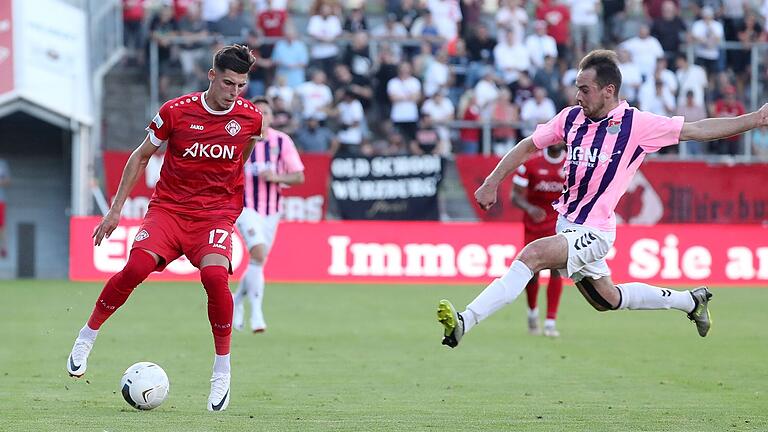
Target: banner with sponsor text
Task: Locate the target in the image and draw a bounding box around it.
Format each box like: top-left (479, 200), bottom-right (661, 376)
top-left (71, 218), bottom-right (768, 286)
top-left (455, 156), bottom-right (768, 225)
top-left (330, 154), bottom-right (443, 220)
top-left (102, 151), bottom-right (331, 221)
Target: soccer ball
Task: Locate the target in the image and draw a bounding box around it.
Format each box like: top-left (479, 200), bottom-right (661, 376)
top-left (119, 362), bottom-right (170, 410)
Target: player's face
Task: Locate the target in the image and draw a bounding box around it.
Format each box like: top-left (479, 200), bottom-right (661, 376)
top-left (255, 102), bottom-right (272, 130)
top-left (574, 69), bottom-right (613, 119)
top-left (208, 68), bottom-right (248, 110)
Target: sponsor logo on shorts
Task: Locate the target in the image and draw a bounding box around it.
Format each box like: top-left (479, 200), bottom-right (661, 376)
top-left (135, 229), bottom-right (149, 242)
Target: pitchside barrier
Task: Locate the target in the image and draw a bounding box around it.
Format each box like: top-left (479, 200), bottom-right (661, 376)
top-left (70, 218), bottom-right (768, 286)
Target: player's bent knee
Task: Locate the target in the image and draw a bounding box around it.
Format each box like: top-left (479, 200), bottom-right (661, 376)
top-left (576, 279), bottom-right (618, 312)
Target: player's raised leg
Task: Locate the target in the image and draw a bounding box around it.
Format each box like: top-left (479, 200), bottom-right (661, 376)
top-left (575, 276), bottom-right (713, 337)
top-left (67, 248), bottom-right (158, 377)
top-left (438, 234), bottom-right (568, 348)
top-left (199, 254), bottom-right (233, 412)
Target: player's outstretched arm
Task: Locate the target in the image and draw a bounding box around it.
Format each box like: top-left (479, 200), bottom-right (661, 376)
top-left (680, 103), bottom-right (768, 142)
top-left (93, 136), bottom-right (159, 246)
top-left (475, 137), bottom-right (538, 211)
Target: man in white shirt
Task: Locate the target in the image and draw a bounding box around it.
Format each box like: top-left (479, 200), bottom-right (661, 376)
top-left (387, 63), bottom-right (422, 141)
top-left (335, 88), bottom-right (366, 155)
top-left (617, 49), bottom-right (643, 103)
top-left (568, 0), bottom-right (600, 57)
top-left (421, 89), bottom-right (455, 154)
top-left (690, 6), bottom-right (724, 74)
top-left (307, 3), bottom-right (342, 77)
top-left (525, 21), bottom-right (558, 71)
top-left (520, 87), bottom-right (556, 136)
top-left (296, 70), bottom-right (333, 121)
top-left (428, 0), bottom-right (462, 41)
top-left (620, 24), bottom-right (665, 79)
top-left (675, 54), bottom-right (708, 107)
top-left (494, 31), bottom-right (531, 86)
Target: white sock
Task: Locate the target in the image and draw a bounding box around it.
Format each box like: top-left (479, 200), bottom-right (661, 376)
top-left (213, 353), bottom-right (231, 375)
top-left (78, 324), bottom-right (98, 342)
top-left (463, 260), bottom-right (533, 333)
top-left (544, 318), bottom-right (556, 329)
top-left (616, 282), bottom-right (695, 312)
top-left (528, 307), bottom-right (539, 319)
top-left (244, 263), bottom-right (265, 326)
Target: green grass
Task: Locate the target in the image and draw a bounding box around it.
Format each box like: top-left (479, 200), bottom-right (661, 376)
top-left (1, 280), bottom-right (767, 431)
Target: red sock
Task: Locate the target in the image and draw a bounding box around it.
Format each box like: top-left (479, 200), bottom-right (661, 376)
top-left (201, 265), bottom-right (232, 355)
top-left (87, 249), bottom-right (156, 329)
top-left (546, 273), bottom-right (564, 320)
top-left (525, 273), bottom-right (540, 311)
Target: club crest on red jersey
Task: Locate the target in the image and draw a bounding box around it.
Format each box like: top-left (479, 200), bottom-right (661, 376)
top-left (225, 120), bottom-right (241, 136)
top-left (135, 229), bottom-right (149, 242)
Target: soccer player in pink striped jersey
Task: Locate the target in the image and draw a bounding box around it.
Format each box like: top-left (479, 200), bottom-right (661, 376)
top-left (437, 50), bottom-right (768, 348)
top-left (232, 97), bottom-right (304, 333)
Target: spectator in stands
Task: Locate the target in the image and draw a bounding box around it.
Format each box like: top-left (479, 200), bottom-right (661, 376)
top-left (295, 115), bottom-right (336, 154)
top-left (533, 55), bottom-right (563, 108)
top-left (465, 26), bottom-right (497, 88)
top-left (676, 90), bottom-right (708, 155)
top-left (410, 114), bottom-right (444, 155)
top-left (410, 10), bottom-right (444, 51)
top-left (446, 38), bottom-right (468, 104)
top-left (423, 50), bottom-right (451, 99)
top-left (620, 24), bottom-right (665, 80)
top-left (271, 26), bottom-right (309, 88)
top-left (512, 72), bottom-right (535, 106)
top-left (296, 69), bottom-right (334, 122)
top-left (270, 95), bottom-right (298, 135)
top-left (675, 54), bottom-right (708, 108)
top-left (342, 32), bottom-right (373, 82)
top-left (536, 0), bottom-right (571, 66)
top-left (490, 88), bottom-right (520, 156)
top-left (334, 88), bottom-right (367, 156)
top-left (647, 57), bottom-right (678, 97)
top-left (266, 75), bottom-right (294, 108)
top-left (610, 0), bottom-right (647, 43)
top-left (712, 84), bottom-right (746, 155)
top-left (412, 41), bottom-right (436, 81)
top-left (494, 30), bottom-right (530, 89)
top-left (122, 0), bottom-right (146, 67)
top-left (421, 88), bottom-right (455, 155)
top-left (256, 0), bottom-right (288, 41)
top-left (148, 4), bottom-right (179, 101)
top-left (201, 0), bottom-right (229, 30)
top-left (752, 126), bottom-right (768, 158)
top-left (213, 1), bottom-right (253, 40)
top-left (373, 44), bottom-right (399, 121)
top-left (307, 2), bottom-right (343, 77)
top-left (177, 3), bottom-right (210, 93)
top-left (343, 6), bottom-right (368, 32)
top-left (332, 64), bottom-right (373, 108)
top-left (733, 11), bottom-right (765, 92)
top-left (387, 62), bottom-right (422, 142)
top-left (691, 6), bottom-right (724, 75)
top-left (473, 67), bottom-right (500, 119)
top-left (616, 48), bottom-right (643, 105)
top-left (427, 0), bottom-right (462, 42)
top-left (639, 79), bottom-right (676, 118)
top-left (721, 0), bottom-right (747, 42)
top-left (394, 0), bottom-right (420, 32)
top-left (460, 0), bottom-right (483, 39)
top-left (601, 0), bottom-right (625, 44)
top-left (0, 158), bottom-right (10, 258)
top-left (372, 13), bottom-right (408, 62)
top-left (457, 90), bottom-right (481, 154)
top-left (651, 1), bottom-right (688, 67)
top-left (245, 32), bottom-right (274, 98)
top-left (496, 0), bottom-right (528, 46)
top-left (520, 87), bottom-right (556, 137)
top-left (526, 20), bottom-right (558, 71)
top-left (569, 0), bottom-right (600, 59)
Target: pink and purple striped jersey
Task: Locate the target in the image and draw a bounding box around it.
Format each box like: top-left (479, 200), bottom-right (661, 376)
top-left (244, 128), bottom-right (305, 215)
top-left (531, 101), bottom-right (683, 231)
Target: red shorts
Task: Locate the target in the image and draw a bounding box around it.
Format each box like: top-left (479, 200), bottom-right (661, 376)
top-left (0, 202), bottom-right (4, 228)
top-left (132, 207), bottom-right (235, 273)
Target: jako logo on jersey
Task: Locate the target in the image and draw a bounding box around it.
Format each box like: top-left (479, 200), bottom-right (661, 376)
top-left (135, 229), bottom-right (149, 242)
top-left (183, 142), bottom-right (236, 159)
top-left (567, 146), bottom-right (622, 166)
top-left (189, 124), bottom-right (204, 130)
top-left (225, 120), bottom-right (241, 136)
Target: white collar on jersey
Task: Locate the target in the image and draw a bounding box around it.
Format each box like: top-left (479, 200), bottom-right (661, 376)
top-left (200, 91), bottom-right (235, 115)
top-left (543, 149), bottom-right (566, 164)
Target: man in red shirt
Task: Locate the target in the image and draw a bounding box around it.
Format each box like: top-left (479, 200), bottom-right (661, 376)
top-left (257, 0), bottom-right (288, 38)
top-left (536, 0), bottom-right (571, 65)
top-left (712, 85), bottom-right (746, 155)
top-left (511, 143), bottom-right (566, 337)
top-left (66, 45), bottom-right (262, 412)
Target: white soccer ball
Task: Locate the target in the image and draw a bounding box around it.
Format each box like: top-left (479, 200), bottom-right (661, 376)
top-left (119, 362), bottom-right (170, 410)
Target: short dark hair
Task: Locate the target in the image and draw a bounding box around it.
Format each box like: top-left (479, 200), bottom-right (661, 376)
top-left (213, 44), bottom-right (255, 74)
top-left (579, 50), bottom-right (622, 96)
top-left (250, 96), bottom-right (271, 109)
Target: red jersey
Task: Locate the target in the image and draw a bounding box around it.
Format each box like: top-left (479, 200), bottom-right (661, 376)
top-left (536, 2), bottom-right (570, 45)
top-left (512, 150), bottom-right (566, 233)
top-left (146, 92), bottom-right (263, 223)
top-left (258, 10), bottom-right (287, 37)
top-left (713, 99), bottom-right (746, 142)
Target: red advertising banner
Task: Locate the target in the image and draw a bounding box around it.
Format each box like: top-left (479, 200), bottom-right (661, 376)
top-left (456, 156), bottom-right (768, 225)
top-left (102, 151), bottom-right (331, 221)
top-left (71, 218), bottom-right (768, 286)
top-left (0, 0), bottom-right (14, 96)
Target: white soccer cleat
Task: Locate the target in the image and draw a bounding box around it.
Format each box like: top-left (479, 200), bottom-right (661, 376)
top-left (207, 373), bottom-right (231, 412)
top-left (66, 338), bottom-right (93, 378)
top-left (543, 323), bottom-right (560, 338)
top-left (528, 315), bottom-right (541, 335)
top-left (251, 313), bottom-right (267, 334)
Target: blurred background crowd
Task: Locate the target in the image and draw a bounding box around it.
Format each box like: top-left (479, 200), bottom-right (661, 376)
top-left (118, 0), bottom-right (768, 159)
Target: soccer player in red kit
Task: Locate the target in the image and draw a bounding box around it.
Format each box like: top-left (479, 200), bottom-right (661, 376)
top-left (66, 45), bottom-right (262, 412)
top-left (511, 143), bottom-right (566, 337)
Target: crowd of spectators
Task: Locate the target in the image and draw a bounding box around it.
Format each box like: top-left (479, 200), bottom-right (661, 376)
top-left (122, 0), bottom-right (768, 158)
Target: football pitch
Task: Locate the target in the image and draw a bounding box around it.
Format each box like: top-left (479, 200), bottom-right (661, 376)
top-left (2, 280), bottom-right (766, 431)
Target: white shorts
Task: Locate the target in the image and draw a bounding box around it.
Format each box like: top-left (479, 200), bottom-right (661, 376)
top-left (235, 208), bottom-right (280, 252)
top-left (555, 215), bottom-right (615, 282)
